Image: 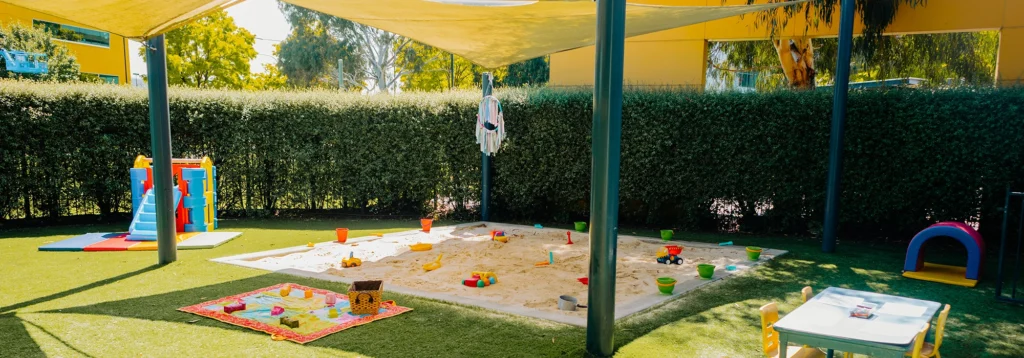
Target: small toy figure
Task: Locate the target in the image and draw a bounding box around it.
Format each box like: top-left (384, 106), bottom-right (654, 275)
top-left (271, 306), bottom-right (284, 316)
top-left (280, 286), bottom-right (292, 297)
top-left (566, 231), bottom-right (574, 245)
top-left (307, 242), bottom-right (314, 247)
top-left (491, 230), bottom-right (508, 243)
top-left (304, 289), bottom-right (314, 299)
top-left (280, 316), bottom-right (300, 328)
top-left (325, 293), bottom-right (337, 306)
top-left (223, 301), bottom-right (246, 313)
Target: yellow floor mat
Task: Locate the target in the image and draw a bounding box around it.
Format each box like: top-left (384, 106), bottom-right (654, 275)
top-left (903, 262), bottom-right (978, 287)
top-left (126, 232), bottom-right (201, 251)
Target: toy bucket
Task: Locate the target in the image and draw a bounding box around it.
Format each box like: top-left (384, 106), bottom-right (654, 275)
top-left (421, 218), bottom-right (433, 233)
top-left (558, 295), bottom-right (586, 311)
top-left (574, 221), bottom-right (587, 232)
top-left (656, 277), bottom-right (677, 294)
top-left (746, 246), bottom-right (762, 261)
top-left (660, 230), bottom-right (674, 241)
top-left (665, 245), bottom-right (683, 256)
top-left (697, 264), bottom-right (716, 279)
top-left (335, 228), bottom-right (349, 243)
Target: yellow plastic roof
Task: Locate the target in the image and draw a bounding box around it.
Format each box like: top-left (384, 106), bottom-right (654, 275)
top-left (2, 0), bottom-right (797, 68)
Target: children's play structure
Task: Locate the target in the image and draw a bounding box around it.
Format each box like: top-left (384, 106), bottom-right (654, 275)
top-left (38, 156), bottom-right (241, 252)
top-left (902, 221), bottom-right (985, 287)
top-left (0, 49), bottom-right (48, 75)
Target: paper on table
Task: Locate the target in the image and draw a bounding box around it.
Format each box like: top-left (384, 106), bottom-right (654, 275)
top-left (859, 321), bottom-right (922, 341)
top-left (794, 303), bottom-right (844, 327)
top-left (877, 302), bottom-right (927, 317)
top-left (816, 293), bottom-right (865, 308)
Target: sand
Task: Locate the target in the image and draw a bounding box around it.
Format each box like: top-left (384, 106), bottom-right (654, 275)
top-left (246, 223), bottom-right (766, 316)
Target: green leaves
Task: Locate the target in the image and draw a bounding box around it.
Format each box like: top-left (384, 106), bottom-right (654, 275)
top-left (1, 81), bottom-right (1022, 241)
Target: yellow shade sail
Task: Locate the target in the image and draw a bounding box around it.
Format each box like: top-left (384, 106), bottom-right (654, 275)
top-left (1, 0), bottom-right (799, 68)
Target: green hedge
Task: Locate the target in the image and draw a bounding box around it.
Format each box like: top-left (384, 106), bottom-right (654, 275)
top-left (2, 81), bottom-right (1023, 240)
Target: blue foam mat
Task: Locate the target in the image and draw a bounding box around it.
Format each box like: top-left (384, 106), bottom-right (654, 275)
top-left (38, 232), bottom-right (122, 251)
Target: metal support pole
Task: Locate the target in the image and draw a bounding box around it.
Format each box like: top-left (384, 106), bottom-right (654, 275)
top-left (480, 72), bottom-right (492, 221)
top-left (450, 53), bottom-right (455, 90)
top-left (822, 0), bottom-right (856, 253)
top-left (586, 0), bottom-right (626, 356)
top-left (146, 34), bottom-right (177, 264)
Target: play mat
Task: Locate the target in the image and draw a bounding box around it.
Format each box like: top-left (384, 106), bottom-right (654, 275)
top-left (178, 283), bottom-right (412, 344)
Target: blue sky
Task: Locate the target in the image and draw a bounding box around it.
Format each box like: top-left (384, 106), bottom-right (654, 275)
top-left (129, 0), bottom-right (291, 76)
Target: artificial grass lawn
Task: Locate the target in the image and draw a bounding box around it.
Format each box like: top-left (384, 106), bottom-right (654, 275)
top-left (1, 219), bottom-right (1023, 357)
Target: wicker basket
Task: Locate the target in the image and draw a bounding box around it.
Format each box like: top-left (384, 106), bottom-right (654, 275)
top-left (348, 280), bottom-right (383, 315)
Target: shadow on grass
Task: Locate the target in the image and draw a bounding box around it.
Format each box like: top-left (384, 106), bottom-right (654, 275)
top-left (39, 272), bottom-right (589, 357)
top-left (1, 264), bottom-right (161, 313)
top-left (20, 318), bottom-right (96, 358)
top-left (0, 313), bottom-right (46, 357)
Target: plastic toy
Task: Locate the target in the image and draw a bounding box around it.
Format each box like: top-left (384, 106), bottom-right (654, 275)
top-left (223, 301), bottom-right (246, 313)
top-left (326, 293), bottom-right (337, 306)
top-left (128, 156), bottom-right (218, 241)
top-left (280, 286), bottom-right (292, 297)
top-left (534, 224), bottom-right (543, 228)
top-left (660, 230), bottom-right (674, 241)
top-left (697, 264), bottom-right (715, 279)
top-left (373, 233), bottom-right (384, 237)
top-left (746, 246), bottom-right (762, 261)
top-left (656, 277), bottom-right (677, 294)
top-left (271, 306), bottom-right (284, 316)
top-left (342, 251), bottom-right (362, 268)
top-left (535, 251), bottom-right (553, 266)
top-left (578, 277), bottom-right (589, 285)
top-left (462, 272), bottom-right (498, 287)
top-left (304, 289), bottom-right (313, 299)
top-left (903, 222), bottom-right (985, 287)
top-left (656, 246), bottom-right (684, 265)
top-left (328, 308), bottom-right (339, 318)
top-left (410, 243), bottom-right (433, 251)
top-left (280, 316), bottom-right (300, 328)
top-left (726, 265), bottom-right (737, 271)
top-left (491, 230), bottom-right (508, 243)
top-left (336, 228), bottom-right (348, 243)
top-left (558, 295), bottom-right (586, 311)
top-left (421, 218), bottom-right (433, 233)
top-left (574, 221), bottom-right (587, 232)
top-left (422, 254), bottom-right (443, 271)
top-left (307, 242), bottom-right (314, 248)
top-left (719, 241), bottom-right (733, 246)
top-left (566, 231), bottom-right (574, 245)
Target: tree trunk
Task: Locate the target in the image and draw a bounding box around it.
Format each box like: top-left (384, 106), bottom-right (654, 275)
top-left (773, 37), bottom-right (816, 89)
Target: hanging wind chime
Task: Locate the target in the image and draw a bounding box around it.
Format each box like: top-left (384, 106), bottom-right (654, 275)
top-left (476, 92), bottom-right (505, 155)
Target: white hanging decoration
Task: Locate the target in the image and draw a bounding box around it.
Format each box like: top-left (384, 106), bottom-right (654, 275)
top-left (476, 94), bottom-right (505, 155)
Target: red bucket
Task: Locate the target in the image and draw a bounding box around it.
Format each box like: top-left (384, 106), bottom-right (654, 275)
top-left (665, 245), bottom-right (683, 256)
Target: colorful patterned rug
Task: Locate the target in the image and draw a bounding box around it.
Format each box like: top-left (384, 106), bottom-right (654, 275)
top-left (179, 283), bottom-right (412, 344)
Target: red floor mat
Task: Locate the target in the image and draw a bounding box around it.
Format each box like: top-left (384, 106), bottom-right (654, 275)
top-left (83, 234), bottom-right (136, 251)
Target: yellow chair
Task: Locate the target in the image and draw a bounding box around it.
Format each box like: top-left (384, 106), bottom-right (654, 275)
top-left (907, 323), bottom-right (932, 358)
top-left (801, 286), bottom-right (814, 303)
top-left (905, 304), bottom-right (950, 358)
top-left (760, 302), bottom-right (826, 358)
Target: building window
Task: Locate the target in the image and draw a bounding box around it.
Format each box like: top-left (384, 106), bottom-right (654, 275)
top-left (98, 74), bottom-right (119, 84)
top-left (737, 72), bottom-right (758, 88)
top-left (33, 20), bottom-right (110, 47)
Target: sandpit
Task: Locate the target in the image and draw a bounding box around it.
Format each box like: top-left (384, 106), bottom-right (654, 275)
top-left (213, 222), bottom-right (784, 326)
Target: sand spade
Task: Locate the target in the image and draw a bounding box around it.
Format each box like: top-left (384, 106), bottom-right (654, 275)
top-left (558, 295), bottom-right (588, 311)
top-left (423, 254), bottom-right (443, 271)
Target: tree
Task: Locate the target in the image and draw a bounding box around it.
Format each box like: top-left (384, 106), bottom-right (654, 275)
top-left (708, 31), bottom-right (998, 91)
top-left (741, 0), bottom-right (927, 89)
top-left (139, 10), bottom-right (256, 89)
top-left (244, 64), bottom-right (288, 91)
top-left (276, 13), bottom-right (361, 88)
top-left (397, 42), bottom-right (508, 91)
top-left (499, 56), bottom-right (549, 87)
top-left (0, 22), bottom-right (81, 82)
top-left (279, 3), bottom-right (416, 93)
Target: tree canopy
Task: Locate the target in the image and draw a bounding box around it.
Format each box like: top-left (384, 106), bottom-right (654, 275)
top-left (139, 10), bottom-right (257, 89)
top-left (0, 22), bottom-right (81, 82)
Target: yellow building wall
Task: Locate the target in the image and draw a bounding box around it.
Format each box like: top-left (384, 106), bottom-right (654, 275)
top-left (0, 3), bottom-right (130, 84)
top-left (550, 0), bottom-right (1024, 87)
